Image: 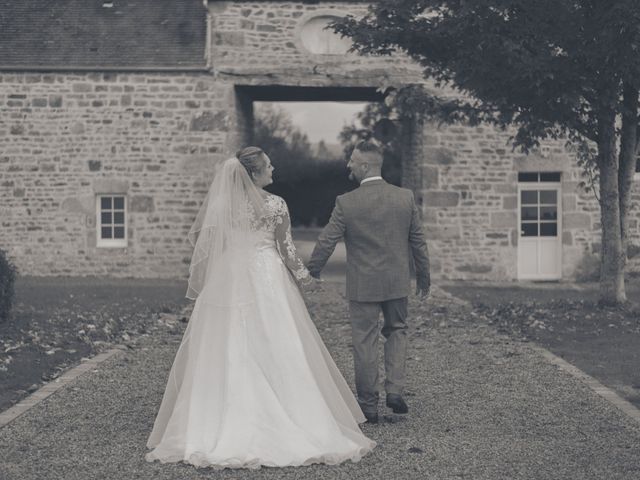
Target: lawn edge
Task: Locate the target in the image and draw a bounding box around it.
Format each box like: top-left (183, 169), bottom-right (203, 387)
top-left (529, 344), bottom-right (640, 425)
top-left (0, 346), bottom-right (126, 429)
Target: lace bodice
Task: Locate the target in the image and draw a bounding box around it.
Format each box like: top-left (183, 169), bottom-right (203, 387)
top-left (249, 195), bottom-right (311, 284)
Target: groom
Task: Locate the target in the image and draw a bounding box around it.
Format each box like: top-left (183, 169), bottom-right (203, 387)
top-left (307, 140), bottom-right (430, 424)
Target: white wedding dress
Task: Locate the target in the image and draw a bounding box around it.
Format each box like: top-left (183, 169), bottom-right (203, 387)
top-left (145, 193), bottom-right (375, 469)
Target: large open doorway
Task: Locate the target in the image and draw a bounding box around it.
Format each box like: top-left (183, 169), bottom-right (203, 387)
top-left (234, 85), bottom-right (413, 278)
top-left (234, 85), bottom-right (408, 227)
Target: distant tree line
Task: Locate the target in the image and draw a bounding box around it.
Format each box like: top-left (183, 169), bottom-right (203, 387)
top-left (254, 104), bottom-right (355, 227)
top-left (254, 103), bottom-right (403, 227)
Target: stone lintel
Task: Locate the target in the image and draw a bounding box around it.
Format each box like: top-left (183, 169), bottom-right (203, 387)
top-left (513, 153), bottom-right (571, 173)
top-left (93, 178), bottom-right (130, 194)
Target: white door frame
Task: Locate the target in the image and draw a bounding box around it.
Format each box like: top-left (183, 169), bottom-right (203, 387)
top-left (517, 181), bottom-right (563, 280)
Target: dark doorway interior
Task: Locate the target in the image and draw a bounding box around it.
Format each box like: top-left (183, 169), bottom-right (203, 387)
top-left (235, 86), bottom-right (403, 227)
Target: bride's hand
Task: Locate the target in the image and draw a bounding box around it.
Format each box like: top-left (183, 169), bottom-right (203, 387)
top-left (300, 275), bottom-right (323, 293)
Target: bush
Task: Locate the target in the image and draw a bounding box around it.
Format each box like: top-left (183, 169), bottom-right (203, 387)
top-left (0, 249), bottom-right (17, 323)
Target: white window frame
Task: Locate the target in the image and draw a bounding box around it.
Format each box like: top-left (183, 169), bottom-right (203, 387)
top-left (517, 174), bottom-right (563, 281)
top-left (96, 194), bottom-right (128, 248)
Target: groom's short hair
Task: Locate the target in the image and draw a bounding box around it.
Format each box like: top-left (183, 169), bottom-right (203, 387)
top-left (354, 140), bottom-right (382, 156)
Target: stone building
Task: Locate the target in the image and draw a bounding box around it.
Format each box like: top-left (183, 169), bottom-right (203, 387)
top-left (1, 0), bottom-right (639, 281)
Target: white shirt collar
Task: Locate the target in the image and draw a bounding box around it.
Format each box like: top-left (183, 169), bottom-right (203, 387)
top-left (360, 176), bottom-right (383, 185)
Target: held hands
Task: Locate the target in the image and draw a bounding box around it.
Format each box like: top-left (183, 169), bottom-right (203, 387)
top-left (299, 272), bottom-right (324, 294)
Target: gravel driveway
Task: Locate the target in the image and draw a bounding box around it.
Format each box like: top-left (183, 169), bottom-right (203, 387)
top-left (1, 283), bottom-right (639, 480)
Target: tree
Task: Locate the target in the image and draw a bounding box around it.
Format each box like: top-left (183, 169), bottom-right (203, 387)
top-left (253, 104), bottom-right (314, 185)
top-left (334, 0), bottom-right (640, 305)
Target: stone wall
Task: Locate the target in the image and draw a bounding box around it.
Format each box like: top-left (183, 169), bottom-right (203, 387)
top-left (1, 0), bottom-right (639, 282)
top-left (208, 1), bottom-right (423, 86)
top-left (0, 72), bottom-right (235, 277)
top-left (0, 1), bottom-right (424, 278)
top-left (419, 121), bottom-right (640, 280)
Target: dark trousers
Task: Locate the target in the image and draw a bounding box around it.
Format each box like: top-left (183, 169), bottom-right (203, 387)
top-left (348, 297), bottom-right (408, 414)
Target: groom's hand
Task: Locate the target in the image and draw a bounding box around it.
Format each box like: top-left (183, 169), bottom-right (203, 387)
top-left (308, 269), bottom-right (321, 280)
top-left (416, 275), bottom-right (430, 298)
top-left (416, 285), bottom-right (430, 298)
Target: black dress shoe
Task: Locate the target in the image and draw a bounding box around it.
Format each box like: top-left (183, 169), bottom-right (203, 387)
top-left (363, 411), bottom-right (379, 424)
top-left (386, 394), bottom-right (409, 414)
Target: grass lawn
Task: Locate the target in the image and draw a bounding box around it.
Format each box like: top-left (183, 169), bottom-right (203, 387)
top-left (442, 279), bottom-right (640, 409)
top-left (0, 276), bottom-right (188, 412)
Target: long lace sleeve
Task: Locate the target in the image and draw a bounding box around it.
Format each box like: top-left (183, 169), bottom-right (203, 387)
top-left (273, 198), bottom-right (312, 285)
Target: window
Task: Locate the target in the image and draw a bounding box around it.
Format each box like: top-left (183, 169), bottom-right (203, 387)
top-left (519, 189), bottom-right (559, 237)
top-left (517, 172), bottom-right (561, 182)
top-left (299, 16), bottom-right (352, 55)
top-left (518, 172), bottom-right (560, 239)
top-left (97, 195), bottom-right (127, 247)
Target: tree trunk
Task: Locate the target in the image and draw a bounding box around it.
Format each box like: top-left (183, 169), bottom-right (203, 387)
top-left (597, 107), bottom-right (626, 305)
top-left (618, 83), bottom-right (638, 268)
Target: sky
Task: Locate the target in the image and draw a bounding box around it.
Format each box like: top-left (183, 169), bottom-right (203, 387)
top-left (266, 101), bottom-right (367, 144)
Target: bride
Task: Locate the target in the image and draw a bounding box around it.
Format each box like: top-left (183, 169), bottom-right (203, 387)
top-left (145, 147), bottom-right (375, 469)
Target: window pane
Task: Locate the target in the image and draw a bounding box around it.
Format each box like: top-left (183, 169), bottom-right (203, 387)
top-left (113, 197), bottom-right (125, 209)
top-left (518, 172), bottom-right (539, 182)
top-left (521, 190), bottom-right (538, 205)
top-left (540, 172), bottom-right (561, 182)
top-left (113, 212), bottom-right (125, 224)
top-left (101, 212), bottom-right (112, 225)
top-left (540, 223), bottom-right (558, 236)
top-left (540, 190), bottom-right (557, 204)
top-left (113, 226), bottom-right (125, 239)
top-left (101, 226), bottom-right (112, 239)
top-left (521, 223), bottom-right (538, 237)
top-left (540, 206), bottom-right (557, 220)
top-left (521, 206), bottom-right (538, 221)
top-left (101, 197), bottom-right (112, 210)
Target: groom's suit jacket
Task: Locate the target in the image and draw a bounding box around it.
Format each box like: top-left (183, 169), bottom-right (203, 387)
top-left (307, 179), bottom-right (430, 302)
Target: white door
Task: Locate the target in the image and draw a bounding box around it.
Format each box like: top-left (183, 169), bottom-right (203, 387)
top-left (517, 183), bottom-right (562, 280)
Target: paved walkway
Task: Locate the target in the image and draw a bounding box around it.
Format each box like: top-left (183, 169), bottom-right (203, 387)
top-left (1, 284), bottom-right (640, 480)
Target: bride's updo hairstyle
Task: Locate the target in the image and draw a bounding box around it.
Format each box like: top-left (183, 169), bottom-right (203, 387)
top-left (236, 146), bottom-right (267, 180)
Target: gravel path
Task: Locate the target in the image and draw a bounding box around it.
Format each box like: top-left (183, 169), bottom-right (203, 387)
top-left (1, 283), bottom-right (640, 480)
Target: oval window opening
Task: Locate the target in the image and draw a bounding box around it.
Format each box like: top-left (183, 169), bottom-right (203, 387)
top-left (300, 16), bottom-right (352, 55)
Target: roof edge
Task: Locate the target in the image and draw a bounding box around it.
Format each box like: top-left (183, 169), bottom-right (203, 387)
top-left (0, 66), bottom-right (211, 74)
